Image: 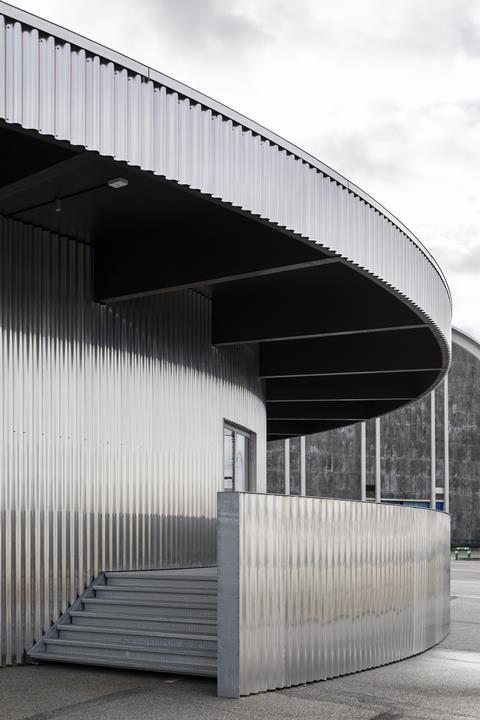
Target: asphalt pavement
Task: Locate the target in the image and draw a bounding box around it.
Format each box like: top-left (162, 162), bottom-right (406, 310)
top-left (1, 559), bottom-right (479, 720)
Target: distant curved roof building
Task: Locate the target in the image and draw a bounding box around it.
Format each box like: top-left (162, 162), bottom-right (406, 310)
top-left (268, 326), bottom-right (480, 546)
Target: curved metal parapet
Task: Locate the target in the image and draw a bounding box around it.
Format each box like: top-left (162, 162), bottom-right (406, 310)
top-left (217, 491), bottom-right (451, 697)
top-left (0, 2), bottom-right (452, 438)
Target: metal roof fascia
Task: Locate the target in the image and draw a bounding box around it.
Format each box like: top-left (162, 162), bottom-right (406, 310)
top-left (0, 0), bottom-right (451, 302)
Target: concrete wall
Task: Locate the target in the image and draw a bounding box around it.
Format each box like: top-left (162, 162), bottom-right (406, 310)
top-left (449, 344), bottom-right (480, 545)
top-left (266, 440), bottom-right (285, 494)
top-left (267, 333), bottom-right (480, 546)
top-left (267, 428), bottom-right (360, 499)
top-left (380, 397), bottom-right (432, 500)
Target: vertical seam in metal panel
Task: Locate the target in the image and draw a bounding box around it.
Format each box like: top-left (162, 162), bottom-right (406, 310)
top-left (443, 376), bottom-right (449, 514)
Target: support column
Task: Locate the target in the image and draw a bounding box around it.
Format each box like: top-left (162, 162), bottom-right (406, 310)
top-left (284, 438), bottom-right (290, 495)
top-left (443, 376), bottom-right (449, 513)
top-left (375, 418), bottom-right (381, 503)
top-left (430, 390), bottom-right (436, 509)
top-left (360, 422), bottom-right (367, 501)
top-left (300, 436), bottom-right (306, 496)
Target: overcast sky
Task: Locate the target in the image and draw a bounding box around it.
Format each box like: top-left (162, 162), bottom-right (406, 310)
top-left (11, 0), bottom-right (480, 337)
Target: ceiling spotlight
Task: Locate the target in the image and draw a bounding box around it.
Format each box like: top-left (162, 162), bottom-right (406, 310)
top-left (108, 177), bottom-right (129, 189)
top-left (55, 198), bottom-right (62, 212)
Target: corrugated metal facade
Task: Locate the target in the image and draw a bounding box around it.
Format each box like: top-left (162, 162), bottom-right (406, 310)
top-left (0, 215), bottom-right (266, 665)
top-left (0, 8), bottom-right (451, 352)
top-left (217, 492), bottom-right (450, 697)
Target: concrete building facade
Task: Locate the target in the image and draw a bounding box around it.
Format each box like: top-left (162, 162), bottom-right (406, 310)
top-left (268, 327), bottom-right (480, 546)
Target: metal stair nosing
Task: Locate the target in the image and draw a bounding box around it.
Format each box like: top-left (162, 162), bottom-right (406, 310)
top-left (29, 650), bottom-right (217, 676)
top-left (68, 608), bottom-right (217, 628)
top-left (56, 624), bottom-right (218, 649)
top-left (91, 584), bottom-right (217, 601)
top-left (104, 569), bottom-right (217, 583)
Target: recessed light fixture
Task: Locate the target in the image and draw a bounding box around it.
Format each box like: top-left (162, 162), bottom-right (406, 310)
top-left (108, 177), bottom-right (129, 189)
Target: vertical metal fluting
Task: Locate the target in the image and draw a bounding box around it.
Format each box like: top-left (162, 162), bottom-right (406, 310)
top-left (430, 391), bottom-right (436, 509)
top-left (444, 376), bottom-right (449, 513)
top-left (0, 8), bottom-right (452, 350)
top-left (0, 216), bottom-right (267, 666)
top-left (217, 492), bottom-right (451, 697)
top-left (375, 418), bottom-right (381, 503)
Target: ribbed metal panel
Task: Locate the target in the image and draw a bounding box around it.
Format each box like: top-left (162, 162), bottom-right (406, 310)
top-left (0, 216), bottom-right (266, 666)
top-left (217, 492), bottom-right (450, 696)
top-left (0, 7), bottom-right (451, 353)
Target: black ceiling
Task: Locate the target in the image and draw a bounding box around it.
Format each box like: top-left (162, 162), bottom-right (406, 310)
top-left (0, 120), bottom-right (447, 440)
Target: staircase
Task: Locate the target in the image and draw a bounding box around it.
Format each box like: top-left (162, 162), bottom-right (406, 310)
top-left (29, 568), bottom-right (217, 676)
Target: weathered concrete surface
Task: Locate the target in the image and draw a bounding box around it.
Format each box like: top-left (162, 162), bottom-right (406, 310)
top-left (449, 344), bottom-right (480, 546)
top-left (1, 560), bottom-right (479, 720)
top-left (267, 427), bottom-right (361, 500)
top-left (266, 439), bottom-right (285, 494)
top-left (380, 396), bottom-right (432, 501)
top-left (267, 339), bottom-right (480, 546)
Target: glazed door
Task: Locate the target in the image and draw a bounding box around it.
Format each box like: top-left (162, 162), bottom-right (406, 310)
top-left (223, 422), bottom-right (254, 491)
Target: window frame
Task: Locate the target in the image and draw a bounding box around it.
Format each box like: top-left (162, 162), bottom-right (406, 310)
top-left (223, 420), bottom-right (256, 492)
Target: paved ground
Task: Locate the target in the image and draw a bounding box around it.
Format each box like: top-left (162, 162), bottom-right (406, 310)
top-left (1, 559), bottom-right (479, 720)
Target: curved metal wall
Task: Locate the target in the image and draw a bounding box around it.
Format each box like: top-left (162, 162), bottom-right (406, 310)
top-left (217, 492), bottom-right (450, 697)
top-left (0, 6), bottom-right (451, 353)
top-left (0, 215), bottom-right (266, 666)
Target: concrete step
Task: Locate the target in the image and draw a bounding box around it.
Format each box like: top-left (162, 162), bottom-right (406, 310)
top-left (83, 597), bottom-right (217, 618)
top-left (69, 610), bottom-right (216, 635)
top-left (28, 650), bottom-right (217, 676)
top-left (57, 625), bottom-right (217, 653)
top-left (92, 585), bottom-right (216, 603)
top-left (40, 638), bottom-right (217, 668)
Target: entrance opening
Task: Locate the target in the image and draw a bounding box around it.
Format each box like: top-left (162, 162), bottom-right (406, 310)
top-left (223, 422), bottom-right (255, 491)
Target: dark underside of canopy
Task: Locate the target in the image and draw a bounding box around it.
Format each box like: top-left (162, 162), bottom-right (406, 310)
top-left (0, 121), bottom-right (448, 440)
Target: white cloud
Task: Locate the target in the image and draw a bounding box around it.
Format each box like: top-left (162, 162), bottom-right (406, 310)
top-left (9, 0), bottom-right (480, 336)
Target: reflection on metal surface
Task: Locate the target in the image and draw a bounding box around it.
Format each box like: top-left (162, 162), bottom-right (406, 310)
top-left (223, 422), bottom-right (254, 492)
top-left (217, 492), bottom-right (450, 697)
top-left (0, 216), bottom-right (266, 666)
top-left (0, 7), bottom-right (451, 350)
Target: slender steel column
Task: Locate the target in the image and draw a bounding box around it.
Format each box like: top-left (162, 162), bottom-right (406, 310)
top-left (284, 438), bottom-right (290, 495)
top-left (360, 422), bottom-right (367, 501)
top-left (444, 376), bottom-right (449, 513)
top-left (375, 418), bottom-right (381, 503)
top-left (430, 390), bottom-right (436, 509)
top-left (300, 436), bottom-right (306, 496)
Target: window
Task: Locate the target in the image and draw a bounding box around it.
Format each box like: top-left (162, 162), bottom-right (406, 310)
top-left (223, 422), bottom-right (255, 491)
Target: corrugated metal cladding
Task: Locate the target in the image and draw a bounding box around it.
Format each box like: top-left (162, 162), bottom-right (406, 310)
top-left (0, 10), bottom-right (451, 351)
top-left (217, 492), bottom-right (450, 697)
top-left (0, 216), bottom-right (266, 666)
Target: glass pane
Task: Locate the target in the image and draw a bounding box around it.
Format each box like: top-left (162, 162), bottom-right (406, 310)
top-left (235, 433), bottom-right (249, 491)
top-left (224, 427), bottom-right (234, 490)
